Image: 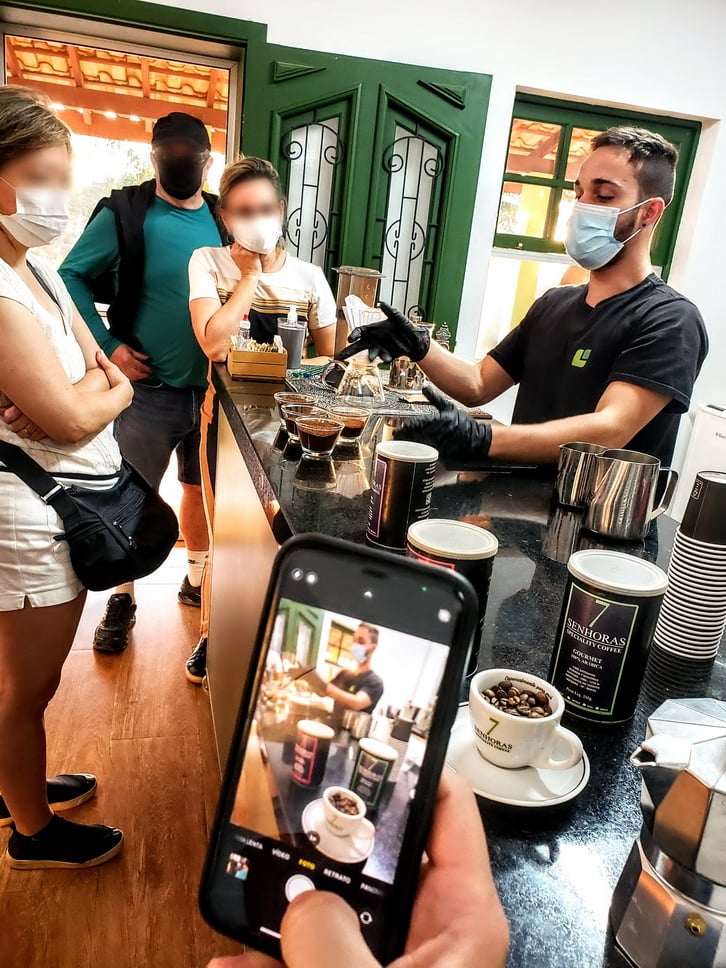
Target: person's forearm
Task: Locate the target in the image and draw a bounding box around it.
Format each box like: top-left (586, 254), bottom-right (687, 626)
top-left (325, 683), bottom-right (366, 710)
top-left (75, 367), bottom-right (110, 393)
top-left (419, 341), bottom-right (488, 406)
top-left (199, 275), bottom-right (259, 361)
top-left (63, 272), bottom-right (121, 357)
top-left (489, 410), bottom-right (629, 463)
top-left (311, 324), bottom-right (335, 358)
top-left (63, 384), bottom-right (132, 443)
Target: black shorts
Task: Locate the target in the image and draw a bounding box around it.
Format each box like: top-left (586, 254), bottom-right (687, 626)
top-left (114, 381), bottom-right (205, 490)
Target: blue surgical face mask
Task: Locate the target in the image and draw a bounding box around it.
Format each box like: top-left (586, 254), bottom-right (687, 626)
top-left (351, 644), bottom-right (368, 664)
top-left (565, 198), bottom-right (653, 271)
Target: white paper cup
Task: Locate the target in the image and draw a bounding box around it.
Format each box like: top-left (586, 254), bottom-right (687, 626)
top-left (469, 669), bottom-right (583, 771)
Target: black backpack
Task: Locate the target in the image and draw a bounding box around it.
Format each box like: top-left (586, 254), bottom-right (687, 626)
top-left (85, 179), bottom-right (229, 349)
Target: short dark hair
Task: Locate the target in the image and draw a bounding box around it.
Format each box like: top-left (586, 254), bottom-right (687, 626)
top-left (591, 126), bottom-right (678, 206)
top-left (358, 623), bottom-right (379, 645)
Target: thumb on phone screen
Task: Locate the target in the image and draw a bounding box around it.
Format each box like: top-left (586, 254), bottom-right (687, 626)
top-left (281, 892), bottom-right (380, 968)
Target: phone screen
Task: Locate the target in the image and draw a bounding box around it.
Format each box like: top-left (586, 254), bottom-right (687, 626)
top-left (203, 541), bottom-right (473, 959)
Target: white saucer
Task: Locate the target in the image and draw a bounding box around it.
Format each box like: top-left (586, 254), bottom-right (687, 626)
top-left (301, 799), bottom-right (375, 864)
top-left (445, 706), bottom-right (590, 808)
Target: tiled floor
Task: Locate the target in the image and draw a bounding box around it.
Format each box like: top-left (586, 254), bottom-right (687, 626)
top-left (0, 548), bottom-right (242, 968)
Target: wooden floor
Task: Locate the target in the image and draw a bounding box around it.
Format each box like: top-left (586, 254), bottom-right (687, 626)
top-left (0, 549), bottom-right (242, 968)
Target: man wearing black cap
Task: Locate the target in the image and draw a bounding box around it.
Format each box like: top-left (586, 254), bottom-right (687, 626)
top-left (60, 112), bottom-right (228, 653)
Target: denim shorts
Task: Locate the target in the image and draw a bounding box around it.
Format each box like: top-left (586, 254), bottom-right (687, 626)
top-left (114, 381), bottom-right (205, 489)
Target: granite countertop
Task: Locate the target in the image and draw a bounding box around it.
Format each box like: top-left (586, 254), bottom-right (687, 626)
top-left (213, 366), bottom-right (726, 968)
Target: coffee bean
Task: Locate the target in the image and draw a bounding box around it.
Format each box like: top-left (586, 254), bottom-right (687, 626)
top-left (480, 680), bottom-right (554, 719)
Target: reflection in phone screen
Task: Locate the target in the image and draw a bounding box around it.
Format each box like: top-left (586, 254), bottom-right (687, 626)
top-left (218, 596), bottom-right (450, 946)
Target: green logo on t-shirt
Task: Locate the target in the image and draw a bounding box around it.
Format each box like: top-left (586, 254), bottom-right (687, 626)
top-left (571, 348), bottom-right (591, 368)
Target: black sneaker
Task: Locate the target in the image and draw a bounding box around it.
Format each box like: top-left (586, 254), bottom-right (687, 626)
top-left (185, 636), bottom-right (207, 684)
top-left (178, 576), bottom-right (202, 607)
top-left (0, 774), bottom-right (97, 828)
top-left (6, 814), bottom-right (123, 870)
top-left (93, 593), bottom-right (137, 653)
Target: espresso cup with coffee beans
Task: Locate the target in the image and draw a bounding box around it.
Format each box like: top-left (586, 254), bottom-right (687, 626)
top-left (322, 786), bottom-right (367, 838)
top-left (469, 668), bottom-right (583, 771)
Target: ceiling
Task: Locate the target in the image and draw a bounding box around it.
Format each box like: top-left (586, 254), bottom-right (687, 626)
top-left (5, 35), bottom-right (229, 152)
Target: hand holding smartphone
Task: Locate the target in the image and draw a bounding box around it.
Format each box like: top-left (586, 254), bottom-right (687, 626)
top-left (208, 773), bottom-right (509, 968)
top-left (200, 535), bottom-right (481, 964)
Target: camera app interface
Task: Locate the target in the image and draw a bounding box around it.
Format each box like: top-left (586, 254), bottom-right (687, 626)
top-left (218, 592), bottom-right (450, 947)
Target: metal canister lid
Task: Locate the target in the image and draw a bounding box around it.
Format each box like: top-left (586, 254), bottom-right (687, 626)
top-left (358, 738), bottom-right (397, 760)
top-left (567, 549), bottom-right (668, 597)
top-left (408, 518), bottom-right (498, 560)
top-left (375, 440), bottom-right (439, 463)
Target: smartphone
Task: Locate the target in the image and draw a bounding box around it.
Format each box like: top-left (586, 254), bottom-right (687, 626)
top-left (200, 533), bottom-right (478, 963)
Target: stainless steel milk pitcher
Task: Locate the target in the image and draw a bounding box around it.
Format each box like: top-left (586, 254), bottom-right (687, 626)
top-left (584, 449), bottom-right (678, 541)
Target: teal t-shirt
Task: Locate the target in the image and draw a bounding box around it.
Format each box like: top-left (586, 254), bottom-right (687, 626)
top-left (60, 195), bottom-right (220, 387)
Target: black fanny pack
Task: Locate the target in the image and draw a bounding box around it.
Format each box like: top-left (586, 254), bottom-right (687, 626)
top-left (0, 441), bottom-right (179, 591)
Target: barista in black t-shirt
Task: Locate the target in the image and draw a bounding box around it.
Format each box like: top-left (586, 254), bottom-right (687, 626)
top-left (327, 623), bottom-right (384, 715)
top-left (339, 126), bottom-right (708, 466)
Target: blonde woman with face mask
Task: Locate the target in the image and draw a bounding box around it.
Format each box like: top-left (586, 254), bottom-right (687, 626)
top-left (0, 88), bottom-right (132, 869)
top-left (184, 157), bottom-right (337, 684)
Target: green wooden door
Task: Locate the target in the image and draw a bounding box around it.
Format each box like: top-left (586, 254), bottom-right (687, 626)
top-left (243, 44), bottom-right (491, 336)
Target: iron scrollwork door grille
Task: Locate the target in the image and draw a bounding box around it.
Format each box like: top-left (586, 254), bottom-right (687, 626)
top-left (278, 108), bottom-right (347, 277)
top-left (376, 120), bottom-right (447, 319)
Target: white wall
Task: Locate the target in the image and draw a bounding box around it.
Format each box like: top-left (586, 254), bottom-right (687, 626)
top-left (150, 0), bottom-right (726, 417)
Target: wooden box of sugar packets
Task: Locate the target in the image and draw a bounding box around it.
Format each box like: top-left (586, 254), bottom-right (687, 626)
top-left (226, 338), bottom-right (288, 382)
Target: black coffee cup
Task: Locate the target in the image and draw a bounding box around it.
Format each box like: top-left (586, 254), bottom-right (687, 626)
top-left (680, 471), bottom-right (726, 546)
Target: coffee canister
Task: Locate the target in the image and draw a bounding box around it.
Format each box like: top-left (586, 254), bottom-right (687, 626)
top-left (291, 720), bottom-right (335, 787)
top-left (406, 518), bottom-right (498, 676)
top-left (548, 550), bottom-right (668, 724)
top-left (282, 695), bottom-right (312, 764)
top-left (349, 737), bottom-right (397, 809)
top-left (366, 441), bottom-right (438, 552)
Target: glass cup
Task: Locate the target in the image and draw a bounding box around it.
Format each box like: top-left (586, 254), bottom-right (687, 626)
top-left (274, 392), bottom-right (316, 429)
top-left (297, 417), bottom-right (344, 459)
top-left (281, 404), bottom-right (326, 442)
top-left (325, 406), bottom-right (371, 445)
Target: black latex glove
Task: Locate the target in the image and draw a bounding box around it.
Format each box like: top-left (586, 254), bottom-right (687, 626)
top-left (394, 385), bottom-right (493, 462)
top-left (336, 301), bottom-right (431, 363)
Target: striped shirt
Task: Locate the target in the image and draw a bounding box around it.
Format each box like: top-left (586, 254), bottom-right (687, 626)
top-left (188, 246), bottom-right (336, 345)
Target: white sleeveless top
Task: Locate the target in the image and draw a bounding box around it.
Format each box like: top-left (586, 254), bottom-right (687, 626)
top-left (0, 254), bottom-right (121, 477)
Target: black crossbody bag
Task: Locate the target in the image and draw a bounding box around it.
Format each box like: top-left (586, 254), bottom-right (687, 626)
top-left (0, 261), bottom-right (179, 590)
top-left (0, 441), bottom-right (179, 591)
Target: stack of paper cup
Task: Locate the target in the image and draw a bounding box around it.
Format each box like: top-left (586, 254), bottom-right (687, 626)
top-left (653, 471), bottom-right (726, 661)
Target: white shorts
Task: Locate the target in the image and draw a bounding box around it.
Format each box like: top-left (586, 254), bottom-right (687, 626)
top-left (0, 472), bottom-right (116, 611)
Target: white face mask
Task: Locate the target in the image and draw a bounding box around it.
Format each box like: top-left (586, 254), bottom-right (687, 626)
top-left (565, 198), bottom-right (653, 271)
top-left (0, 178), bottom-right (71, 248)
top-left (231, 215), bottom-right (283, 255)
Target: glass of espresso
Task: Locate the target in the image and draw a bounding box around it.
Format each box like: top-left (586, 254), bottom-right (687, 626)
top-left (326, 406), bottom-right (371, 445)
top-left (274, 392), bottom-right (315, 429)
top-left (297, 417), bottom-right (344, 460)
top-left (281, 404), bottom-right (327, 442)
